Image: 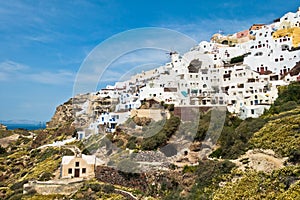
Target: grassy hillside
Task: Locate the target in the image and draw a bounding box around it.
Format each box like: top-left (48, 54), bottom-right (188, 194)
top-left (250, 108), bottom-right (300, 162)
top-left (213, 166), bottom-right (300, 200)
top-left (0, 82), bottom-right (299, 199)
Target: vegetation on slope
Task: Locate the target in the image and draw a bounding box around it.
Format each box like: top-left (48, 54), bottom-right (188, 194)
top-left (141, 115), bottom-right (180, 150)
top-left (249, 108), bottom-right (300, 164)
top-left (164, 160), bottom-right (236, 200)
top-left (213, 166), bottom-right (300, 200)
top-left (0, 81), bottom-right (299, 199)
top-left (266, 82), bottom-right (300, 115)
top-left (211, 81), bottom-right (300, 160)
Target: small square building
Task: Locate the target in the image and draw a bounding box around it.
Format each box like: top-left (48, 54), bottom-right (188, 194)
top-left (61, 154), bottom-right (96, 179)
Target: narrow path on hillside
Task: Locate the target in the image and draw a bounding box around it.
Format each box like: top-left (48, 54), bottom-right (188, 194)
top-left (115, 188), bottom-right (138, 200)
top-left (37, 137), bottom-right (76, 149)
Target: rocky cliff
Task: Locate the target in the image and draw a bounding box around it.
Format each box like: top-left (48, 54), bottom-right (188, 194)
top-left (46, 98), bottom-right (74, 128)
top-left (0, 123), bottom-right (7, 130)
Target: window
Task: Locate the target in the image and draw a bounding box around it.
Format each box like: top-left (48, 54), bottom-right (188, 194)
top-left (68, 168), bottom-right (72, 174)
top-left (75, 162), bottom-right (79, 167)
top-left (82, 168), bottom-right (86, 174)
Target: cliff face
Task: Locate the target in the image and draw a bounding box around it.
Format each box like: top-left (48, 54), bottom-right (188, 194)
top-left (0, 123), bottom-right (7, 130)
top-left (46, 93), bottom-right (93, 129)
top-left (46, 98), bottom-right (74, 128)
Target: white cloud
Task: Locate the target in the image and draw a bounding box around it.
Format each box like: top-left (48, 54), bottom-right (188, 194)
top-left (0, 60), bottom-right (29, 72)
top-left (24, 35), bottom-right (53, 43)
top-left (27, 70), bottom-right (75, 85)
top-left (0, 60), bottom-right (75, 85)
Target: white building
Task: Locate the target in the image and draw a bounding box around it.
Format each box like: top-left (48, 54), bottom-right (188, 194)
top-left (74, 8), bottom-right (300, 137)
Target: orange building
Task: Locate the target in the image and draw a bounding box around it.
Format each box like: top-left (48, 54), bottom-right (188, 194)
top-left (249, 24), bottom-right (265, 31)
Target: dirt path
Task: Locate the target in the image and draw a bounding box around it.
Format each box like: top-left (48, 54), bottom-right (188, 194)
top-left (231, 149), bottom-right (288, 173)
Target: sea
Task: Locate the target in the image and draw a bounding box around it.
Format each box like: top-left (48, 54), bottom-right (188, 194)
top-left (5, 124), bottom-right (46, 130)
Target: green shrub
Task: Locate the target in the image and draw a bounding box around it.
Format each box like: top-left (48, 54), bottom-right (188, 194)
top-left (10, 179), bottom-right (28, 190)
top-left (209, 148), bottom-right (222, 158)
top-left (186, 160), bottom-right (235, 199)
top-left (126, 137), bottom-right (137, 149)
top-left (141, 115), bottom-right (180, 150)
top-left (116, 139), bottom-right (124, 147)
top-left (266, 82), bottom-right (300, 115)
top-left (217, 117), bottom-right (267, 159)
top-left (102, 184), bottom-right (115, 194)
top-left (38, 172), bottom-right (54, 181)
top-left (288, 149), bottom-right (300, 164)
top-left (168, 104), bottom-right (175, 111)
top-left (86, 183), bottom-right (101, 192)
top-left (182, 165), bottom-right (197, 174)
top-left (0, 146), bottom-right (6, 155)
top-left (230, 55), bottom-right (245, 64)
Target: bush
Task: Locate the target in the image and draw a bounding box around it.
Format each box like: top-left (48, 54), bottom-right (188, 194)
top-left (116, 139), bottom-right (124, 147)
top-left (168, 104), bottom-right (175, 111)
top-left (10, 179), bottom-right (28, 190)
top-left (26, 188), bottom-right (37, 195)
top-left (266, 82), bottom-right (300, 115)
top-left (183, 165), bottom-right (197, 174)
top-left (288, 149), bottom-right (300, 164)
top-left (38, 172), bottom-right (54, 181)
top-left (230, 55), bottom-right (245, 64)
top-left (163, 104), bottom-right (175, 111)
top-left (102, 184), bottom-right (115, 193)
top-left (141, 115), bottom-right (180, 150)
top-left (126, 137), bottom-right (137, 149)
top-left (216, 117), bottom-right (267, 159)
top-left (0, 146), bottom-right (6, 155)
top-left (209, 148), bottom-right (222, 158)
top-left (87, 183), bottom-right (101, 192)
top-left (187, 160), bottom-right (235, 199)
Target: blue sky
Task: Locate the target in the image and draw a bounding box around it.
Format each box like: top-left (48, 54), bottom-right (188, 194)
top-left (0, 0), bottom-right (299, 121)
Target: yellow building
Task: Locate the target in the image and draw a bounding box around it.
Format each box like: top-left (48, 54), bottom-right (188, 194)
top-left (272, 27), bottom-right (300, 48)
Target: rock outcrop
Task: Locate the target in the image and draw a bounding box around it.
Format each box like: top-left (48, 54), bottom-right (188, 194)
top-left (0, 123), bottom-right (7, 130)
top-left (46, 98), bottom-right (74, 128)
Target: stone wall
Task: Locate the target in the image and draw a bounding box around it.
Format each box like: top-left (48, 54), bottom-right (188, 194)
top-left (23, 179), bottom-right (84, 195)
top-left (95, 166), bottom-right (181, 194)
top-left (131, 109), bottom-right (164, 121)
top-left (95, 166), bottom-right (148, 192)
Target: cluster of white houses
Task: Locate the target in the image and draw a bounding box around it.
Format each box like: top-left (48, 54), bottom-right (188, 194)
top-left (75, 8), bottom-right (300, 138)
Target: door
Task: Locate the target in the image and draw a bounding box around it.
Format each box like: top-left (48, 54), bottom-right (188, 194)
top-left (75, 169), bottom-right (80, 177)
